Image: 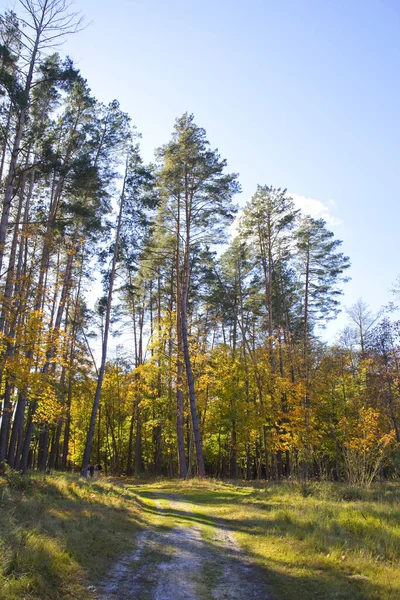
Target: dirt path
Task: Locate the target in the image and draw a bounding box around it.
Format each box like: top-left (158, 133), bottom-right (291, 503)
top-left (96, 493), bottom-right (272, 600)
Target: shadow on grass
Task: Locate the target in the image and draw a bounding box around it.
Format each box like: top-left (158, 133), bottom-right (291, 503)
top-left (136, 488), bottom-right (250, 505)
top-left (1, 476), bottom-right (399, 600)
top-left (135, 493), bottom-right (400, 554)
top-left (130, 486), bottom-right (399, 600)
top-left (0, 475), bottom-right (148, 600)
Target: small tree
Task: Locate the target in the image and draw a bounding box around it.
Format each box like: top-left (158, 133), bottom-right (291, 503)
top-left (341, 407), bottom-right (396, 486)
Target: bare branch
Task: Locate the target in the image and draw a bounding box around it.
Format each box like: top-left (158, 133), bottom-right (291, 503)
top-left (17, 0), bottom-right (87, 52)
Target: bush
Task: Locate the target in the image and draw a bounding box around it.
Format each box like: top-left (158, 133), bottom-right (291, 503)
top-left (4, 466), bottom-right (31, 492)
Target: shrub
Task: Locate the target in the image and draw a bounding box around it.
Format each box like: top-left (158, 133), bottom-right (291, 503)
top-left (4, 466), bottom-right (31, 492)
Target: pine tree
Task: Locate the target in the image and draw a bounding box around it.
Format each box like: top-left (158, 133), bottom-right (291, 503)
top-left (156, 113), bottom-right (239, 477)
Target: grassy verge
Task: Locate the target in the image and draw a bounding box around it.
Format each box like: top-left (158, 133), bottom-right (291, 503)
top-left (0, 472), bottom-right (150, 600)
top-left (130, 479), bottom-right (400, 600)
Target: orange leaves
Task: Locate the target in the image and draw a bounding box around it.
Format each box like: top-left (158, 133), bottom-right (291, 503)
top-left (339, 406), bottom-right (398, 486)
top-left (340, 407), bottom-right (394, 455)
top-left (33, 391), bottom-right (63, 425)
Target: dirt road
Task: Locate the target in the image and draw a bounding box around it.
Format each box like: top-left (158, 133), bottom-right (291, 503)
top-left (96, 492), bottom-right (272, 600)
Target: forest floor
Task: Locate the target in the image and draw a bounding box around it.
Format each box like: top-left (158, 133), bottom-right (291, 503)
top-left (0, 474), bottom-right (400, 600)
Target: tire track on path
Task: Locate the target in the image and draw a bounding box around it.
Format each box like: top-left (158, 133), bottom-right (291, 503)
top-left (96, 490), bottom-right (272, 600)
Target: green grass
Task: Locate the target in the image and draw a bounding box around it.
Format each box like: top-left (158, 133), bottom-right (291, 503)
top-left (1, 474), bottom-right (399, 600)
top-left (0, 472), bottom-right (148, 600)
top-left (128, 479), bottom-right (400, 600)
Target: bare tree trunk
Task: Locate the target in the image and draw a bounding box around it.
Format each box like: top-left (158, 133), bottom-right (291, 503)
top-left (48, 364), bottom-right (67, 470)
top-left (0, 163), bottom-right (31, 464)
top-left (134, 395), bottom-right (143, 475)
top-left (61, 379), bottom-right (73, 471)
top-left (20, 233), bottom-right (78, 472)
top-left (126, 407), bottom-right (135, 476)
top-left (303, 242), bottom-right (311, 478)
top-left (181, 296), bottom-right (205, 477)
top-left (81, 159), bottom-right (128, 476)
top-left (181, 217), bottom-right (205, 478)
top-left (175, 197), bottom-right (187, 478)
top-left (7, 393), bottom-right (25, 468)
top-left (0, 101), bottom-right (12, 184)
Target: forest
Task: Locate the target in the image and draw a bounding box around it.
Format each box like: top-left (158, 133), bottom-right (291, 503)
top-left (0, 0), bottom-right (399, 486)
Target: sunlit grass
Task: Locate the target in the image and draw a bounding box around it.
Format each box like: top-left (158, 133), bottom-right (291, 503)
top-left (158, 479), bottom-right (400, 600)
top-left (1, 474), bottom-right (399, 600)
top-left (0, 472), bottom-right (145, 600)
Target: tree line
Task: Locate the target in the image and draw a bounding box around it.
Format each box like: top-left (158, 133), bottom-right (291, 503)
top-left (0, 0), bottom-right (398, 484)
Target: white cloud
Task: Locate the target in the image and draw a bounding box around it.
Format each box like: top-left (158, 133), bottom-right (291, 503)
top-left (228, 192), bottom-right (341, 241)
top-left (289, 192), bottom-right (341, 227)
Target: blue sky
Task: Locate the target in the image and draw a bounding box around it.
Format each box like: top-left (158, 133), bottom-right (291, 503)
top-left (5, 0), bottom-right (400, 340)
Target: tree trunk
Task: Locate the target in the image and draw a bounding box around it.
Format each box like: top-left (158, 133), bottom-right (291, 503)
top-left (175, 197), bottom-right (187, 478)
top-left (81, 158), bottom-right (128, 476)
